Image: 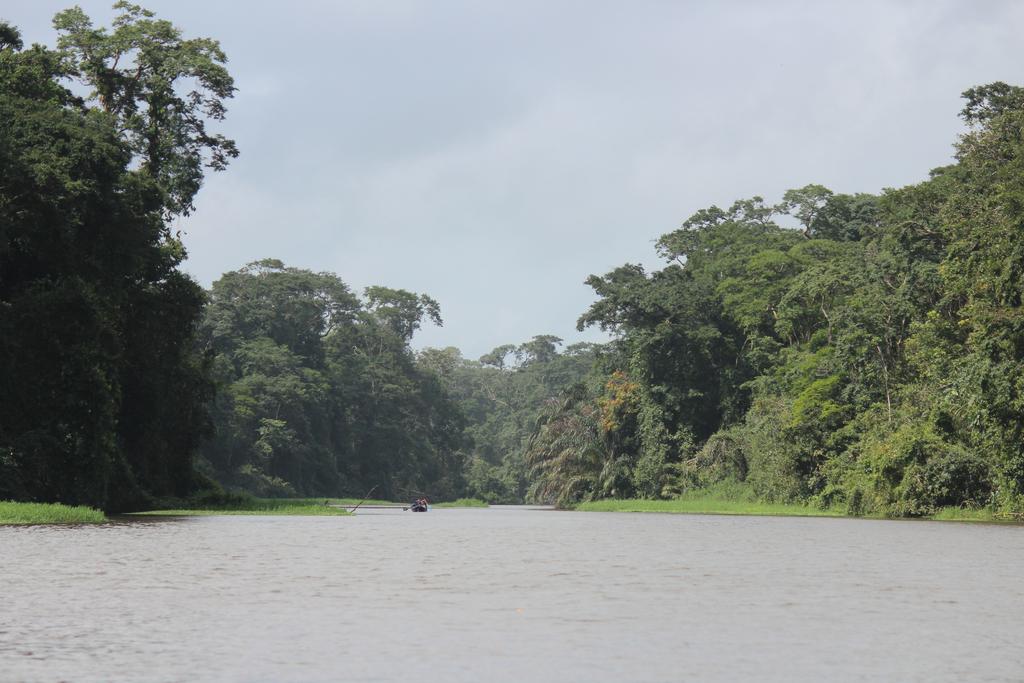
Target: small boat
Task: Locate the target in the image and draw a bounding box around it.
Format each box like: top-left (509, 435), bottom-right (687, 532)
top-left (408, 500), bottom-right (430, 512)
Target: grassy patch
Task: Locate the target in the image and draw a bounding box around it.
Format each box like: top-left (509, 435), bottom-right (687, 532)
top-left (134, 504), bottom-right (350, 517)
top-left (0, 500), bottom-right (106, 525)
top-left (575, 495), bottom-right (1024, 523)
top-left (928, 506), bottom-right (1022, 523)
top-left (133, 491), bottom-right (492, 516)
top-left (133, 495), bottom-right (353, 517)
top-left (575, 496), bottom-right (843, 518)
top-left (433, 498), bottom-right (489, 508)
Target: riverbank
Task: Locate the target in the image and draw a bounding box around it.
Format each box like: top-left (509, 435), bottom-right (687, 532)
top-left (929, 506), bottom-right (1015, 523)
top-left (0, 501), bottom-right (106, 525)
top-left (131, 495), bottom-right (488, 516)
top-left (574, 496), bottom-right (1013, 523)
top-left (132, 497), bottom-right (352, 517)
top-left (434, 498), bottom-right (489, 508)
top-left (575, 497), bottom-right (844, 518)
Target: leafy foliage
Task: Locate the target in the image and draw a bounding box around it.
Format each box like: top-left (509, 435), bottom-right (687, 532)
top-left (535, 82), bottom-right (1024, 516)
top-left (198, 261), bottom-right (468, 500)
top-left (422, 338), bottom-right (601, 504)
top-left (53, 2), bottom-right (237, 215)
top-left (0, 10), bottom-right (220, 510)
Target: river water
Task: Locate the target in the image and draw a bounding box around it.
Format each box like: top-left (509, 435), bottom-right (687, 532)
top-left (2, 506), bottom-right (1023, 682)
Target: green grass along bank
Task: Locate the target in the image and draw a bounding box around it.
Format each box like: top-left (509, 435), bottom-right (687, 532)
top-left (130, 496), bottom-right (489, 516)
top-left (0, 501), bottom-right (106, 525)
top-left (434, 498), bottom-right (489, 508)
top-left (9, 495), bottom-right (998, 524)
top-left (574, 495), bottom-right (1017, 523)
top-left (0, 495), bottom-right (491, 524)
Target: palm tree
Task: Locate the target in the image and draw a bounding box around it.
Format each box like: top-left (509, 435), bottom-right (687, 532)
top-left (525, 385), bottom-right (617, 507)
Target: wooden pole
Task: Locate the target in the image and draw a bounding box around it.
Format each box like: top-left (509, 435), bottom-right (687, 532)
top-left (348, 485), bottom-right (378, 514)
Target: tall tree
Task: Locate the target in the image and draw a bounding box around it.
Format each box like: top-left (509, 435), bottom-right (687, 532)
top-left (53, 1), bottom-right (237, 216)
top-left (0, 9), bottom-right (228, 509)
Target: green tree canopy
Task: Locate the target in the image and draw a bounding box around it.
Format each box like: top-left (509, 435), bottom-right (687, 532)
top-left (53, 1), bottom-right (237, 215)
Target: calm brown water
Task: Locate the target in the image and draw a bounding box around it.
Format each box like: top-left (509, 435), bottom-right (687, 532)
top-left (2, 506), bottom-right (1023, 682)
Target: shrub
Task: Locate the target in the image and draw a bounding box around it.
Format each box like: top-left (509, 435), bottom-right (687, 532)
top-left (898, 449), bottom-right (992, 515)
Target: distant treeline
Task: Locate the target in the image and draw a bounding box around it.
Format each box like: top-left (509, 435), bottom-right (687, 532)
top-left (4, 7), bottom-right (1024, 516)
top-left (197, 261), bottom-right (465, 501)
top-left (199, 265), bottom-right (598, 504)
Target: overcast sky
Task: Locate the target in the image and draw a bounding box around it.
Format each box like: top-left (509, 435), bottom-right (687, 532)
top-left (6, 1), bottom-right (1024, 358)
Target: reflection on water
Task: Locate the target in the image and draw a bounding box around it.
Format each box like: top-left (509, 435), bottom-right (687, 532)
top-left (2, 507), bottom-right (1024, 682)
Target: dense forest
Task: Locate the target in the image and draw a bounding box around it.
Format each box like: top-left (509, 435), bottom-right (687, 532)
top-left (551, 81), bottom-right (1024, 517)
top-left (4, 6), bottom-right (1024, 517)
top-left (196, 260), bottom-right (466, 501)
top-left (0, 5), bottom-right (230, 511)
